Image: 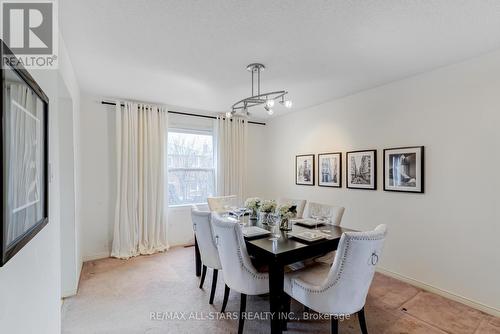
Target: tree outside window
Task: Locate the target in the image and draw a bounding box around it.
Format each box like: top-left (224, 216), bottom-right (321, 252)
top-left (167, 130), bottom-right (215, 206)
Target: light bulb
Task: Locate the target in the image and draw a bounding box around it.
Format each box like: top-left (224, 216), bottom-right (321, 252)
top-left (225, 111), bottom-right (232, 118)
top-left (265, 99), bottom-right (275, 108)
top-left (267, 108), bottom-right (274, 116)
top-left (284, 100), bottom-right (293, 108)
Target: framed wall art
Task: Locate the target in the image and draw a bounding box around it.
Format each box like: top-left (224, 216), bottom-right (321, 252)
top-left (296, 154), bottom-right (315, 186)
top-left (346, 150), bottom-right (377, 190)
top-left (318, 153), bottom-right (342, 187)
top-left (384, 146), bottom-right (424, 193)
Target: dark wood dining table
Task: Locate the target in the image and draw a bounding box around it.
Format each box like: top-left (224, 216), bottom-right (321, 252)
top-left (194, 216), bottom-right (356, 334)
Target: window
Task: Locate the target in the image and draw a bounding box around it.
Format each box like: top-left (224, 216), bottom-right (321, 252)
top-left (167, 129), bottom-right (215, 206)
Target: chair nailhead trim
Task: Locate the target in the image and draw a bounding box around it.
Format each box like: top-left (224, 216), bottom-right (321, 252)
top-left (216, 222), bottom-right (268, 280)
top-left (292, 234), bottom-right (385, 294)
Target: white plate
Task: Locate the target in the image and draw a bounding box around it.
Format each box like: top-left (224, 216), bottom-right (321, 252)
top-left (290, 231), bottom-right (326, 242)
top-left (242, 226), bottom-right (271, 238)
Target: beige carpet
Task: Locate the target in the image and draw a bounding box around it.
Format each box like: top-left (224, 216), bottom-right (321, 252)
top-left (62, 247), bottom-right (500, 334)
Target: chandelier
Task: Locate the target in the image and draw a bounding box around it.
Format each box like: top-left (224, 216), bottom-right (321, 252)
top-left (227, 63), bottom-right (292, 118)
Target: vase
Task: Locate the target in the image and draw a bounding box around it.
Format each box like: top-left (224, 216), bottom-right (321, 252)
top-left (258, 212), bottom-right (270, 225)
top-left (280, 217), bottom-right (292, 231)
top-left (249, 209), bottom-right (258, 220)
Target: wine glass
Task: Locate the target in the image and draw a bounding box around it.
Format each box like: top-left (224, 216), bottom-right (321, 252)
top-left (233, 207), bottom-right (246, 225)
top-left (310, 212), bottom-right (321, 231)
top-left (268, 214), bottom-right (281, 241)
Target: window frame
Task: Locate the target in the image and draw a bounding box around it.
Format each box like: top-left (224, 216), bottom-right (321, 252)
top-left (166, 127), bottom-right (215, 207)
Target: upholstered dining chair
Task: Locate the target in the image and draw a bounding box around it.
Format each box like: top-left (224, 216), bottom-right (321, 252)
top-left (307, 202), bottom-right (345, 226)
top-left (191, 205), bottom-right (222, 305)
top-left (277, 197), bottom-right (307, 218)
top-left (283, 225), bottom-right (387, 334)
top-left (211, 213), bottom-right (269, 334)
top-left (306, 202), bottom-right (346, 265)
top-left (207, 195), bottom-right (237, 212)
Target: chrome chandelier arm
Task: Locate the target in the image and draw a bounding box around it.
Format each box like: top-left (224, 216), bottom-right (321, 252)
top-left (229, 63), bottom-right (292, 117)
top-left (231, 90), bottom-right (288, 111)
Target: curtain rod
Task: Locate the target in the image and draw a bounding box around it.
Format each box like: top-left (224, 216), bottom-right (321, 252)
top-left (101, 101), bottom-right (266, 126)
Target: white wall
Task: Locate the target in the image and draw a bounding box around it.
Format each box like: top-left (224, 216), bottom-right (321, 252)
top-left (264, 50), bottom-right (500, 314)
top-left (79, 97), bottom-right (268, 260)
top-left (58, 95), bottom-right (77, 297)
top-left (58, 38), bottom-right (83, 298)
top-left (79, 96), bottom-right (114, 260)
top-left (0, 37), bottom-right (81, 333)
top-left (0, 72), bottom-right (61, 334)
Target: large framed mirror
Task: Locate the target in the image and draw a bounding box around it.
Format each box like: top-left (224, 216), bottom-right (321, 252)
top-left (1, 40), bottom-right (49, 266)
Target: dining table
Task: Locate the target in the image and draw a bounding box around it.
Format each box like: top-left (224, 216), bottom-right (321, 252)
top-left (194, 215), bottom-right (357, 334)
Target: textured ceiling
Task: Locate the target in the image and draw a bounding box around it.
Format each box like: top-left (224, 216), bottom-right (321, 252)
top-left (60, 0), bottom-right (500, 118)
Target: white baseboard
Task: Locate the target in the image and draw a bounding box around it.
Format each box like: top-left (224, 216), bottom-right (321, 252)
top-left (377, 267), bottom-right (500, 317)
top-left (82, 251), bottom-right (111, 262)
top-left (62, 288), bottom-right (78, 298)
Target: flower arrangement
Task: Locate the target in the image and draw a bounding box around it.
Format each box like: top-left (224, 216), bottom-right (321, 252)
top-left (260, 199), bottom-right (277, 213)
top-left (245, 197), bottom-right (261, 211)
top-left (277, 204), bottom-right (297, 219)
top-left (277, 204), bottom-right (297, 231)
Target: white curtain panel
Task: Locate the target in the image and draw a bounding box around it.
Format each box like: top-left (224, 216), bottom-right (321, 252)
top-left (112, 101), bottom-right (169, 259)
top-left (214, 115), bottom-right (248, 204)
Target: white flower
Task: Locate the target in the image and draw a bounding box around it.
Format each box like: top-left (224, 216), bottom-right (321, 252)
top-left (277, 204), bottom-right (297, 219)
top-left (245, 197), bottom-right (261, 211)
top-left (260, 199), bottom-right (277, 213)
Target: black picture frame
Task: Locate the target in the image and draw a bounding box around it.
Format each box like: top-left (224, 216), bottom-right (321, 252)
top-left (318, 152), bottom-right (342, 188)
top-left (295, 154), bottom-right (315, 186)
top-left (1, 40), bottom-right (49, 266)
top-left (383, 146), bottom-right (425, 193)
top-left (346, 150), bottom-right (377, 190)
